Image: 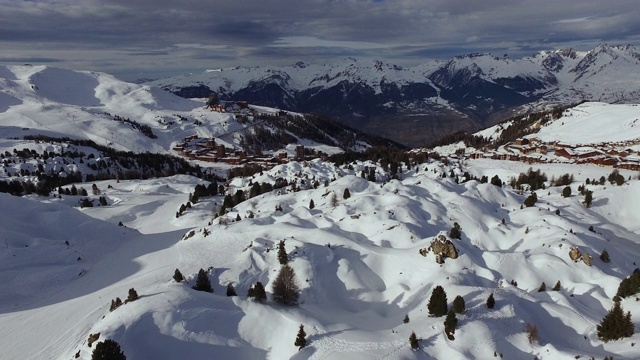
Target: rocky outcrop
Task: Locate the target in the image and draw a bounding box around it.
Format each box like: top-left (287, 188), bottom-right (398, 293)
top-left (569, 247), bottom-right (581, 261)
top-left (429, 233), bottom-right (459, 261)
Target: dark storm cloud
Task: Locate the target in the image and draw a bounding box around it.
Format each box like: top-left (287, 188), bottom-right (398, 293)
top-left (1, 0), bottom-right (639, 80)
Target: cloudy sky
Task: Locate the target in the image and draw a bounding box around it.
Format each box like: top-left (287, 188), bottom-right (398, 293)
top-left (1, 0), bottom-right (639, 80)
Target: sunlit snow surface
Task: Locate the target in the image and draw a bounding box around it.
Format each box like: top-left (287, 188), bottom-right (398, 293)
top-left (1, 158), bottom-right (639, 359)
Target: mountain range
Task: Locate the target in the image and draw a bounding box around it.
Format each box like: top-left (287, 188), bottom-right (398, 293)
top-left (148, 44), bottom-right (640, 147)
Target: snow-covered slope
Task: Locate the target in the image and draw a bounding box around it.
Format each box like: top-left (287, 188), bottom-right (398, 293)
top-left (532, 102), bottom-right (640, 145)
top-left (0, 65), bottom-right (387, 155)
top-left (2, 157), bottom-right (640, 360)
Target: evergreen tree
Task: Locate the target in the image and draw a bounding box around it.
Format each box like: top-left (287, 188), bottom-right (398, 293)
top-left (92, 339), bottom-right (126, 360)
top-left (486, 292), bottom-right (495, 309)
top-left (277, 240), bottom-right (288, 265)
top-left (584, 190), bottom-right (593, 208)
top-left (294, 324), bottom-right (307, 350)
top-left (427, 285), bottom-right (448, 317)
top-left (173, 268), bottom-right (184, 282)
top-left (235, 213), bottom-right (241, 221)
top-left (272, 265), bottom-right (300, 306)
top-left (597, 301), bottom-right (635, 342)
top-left (552, 280), bottom-right (561, 291)
top-left (309, 199), bottom-right (315, 209)
top-left (524, 192), bottom-right (537, 207)
top-left (452, 295), bottom-right (466, 314)
top-left (538, 282), bottom-right (546, 292)
top-left (403, 314), bottom-right (410, 324)
top-left (444, 310), bottom-right (458, 337)
top-left (248, 281), bottom-right (267, 302)
top-left (226, 283), bottom-right (237, 297)
top-left (449, 222), bottom-right (462, 240)
top-left (562, 186), bottom-right (571, 197)
top-left (109, 297), bottom-right (122, 312)
top-left (600, 249), bottom-right (611, 263)
top-left (616, 270), bottom-right (640, 298)
top-left (409, 331), bottom-right (419, 349)
top-left (343, 188), bottom-right (351, 199)
top-left (490, 175), bottom-right (503, 187)
top-left (193, 268), bottom-right (213, 293)
top-left (330, 192), bottom-right (338, 207)
top-left (254, 281), bottom-right (267, 302)
top-left (127, 288), bottom-right (139, 302)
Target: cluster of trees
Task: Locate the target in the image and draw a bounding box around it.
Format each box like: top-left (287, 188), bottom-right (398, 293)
top-left (0, 136), bottom-right (208, 197)
top-left (407, 286), bottom-right (472, 347)
top-left (509, 168), bottom-right (547, 191)
top-left (108, 288), bottom-right (139, 312)
top-left (550, 173), bottom-right (574, 187)
top-left (91, 339), bottom-right (126, 360)
top-left (607, 169), bottom-right (626, 186)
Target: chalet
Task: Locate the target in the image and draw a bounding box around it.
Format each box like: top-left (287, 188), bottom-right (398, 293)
top-left (618, 162), bottom-right (640, 171)
top-left (589, 157), bottom-right (617, 167)
top-left (536, 145), bottom-right (548, 154)
top-left (576, 150), bottom-right (603, 159)
top-left (554, 148), bottom-right (574, 159)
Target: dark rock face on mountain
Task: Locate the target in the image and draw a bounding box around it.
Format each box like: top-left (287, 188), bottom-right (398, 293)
top-left (150, 44), bottom-right (640, 147)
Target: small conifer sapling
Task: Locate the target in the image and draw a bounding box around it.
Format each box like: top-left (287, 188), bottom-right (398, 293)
top-left (294, 324), bottom-right (307, 350)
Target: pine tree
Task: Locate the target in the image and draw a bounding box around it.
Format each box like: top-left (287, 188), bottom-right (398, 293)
top-left (330, 192), bottom-right (338, 207)
top-left (584, 190), bottom-right (593, 208)
top-left (173, 269), bottom-right (184, 282)
top-left (92, 339), bottom-right (126, 360)
top-left (449, 222), bottom-right (462, 239)
top-left (427, 285), bottom-right (448, 317)
top-left (552, 280), bottom-right (561, 291)
top-left (444, 310), bottom-right (458, 337)
top-left (409, 331), bottom-right (419, 349)
top-left (486, 292), bottom-right (495, 309)
top-left (193, 268), bottom-right (213, 293)
top-left (294, 324), bottom-right (307, 350)
top-left (343, 188), bottom-right (351, 199)
top-left (600, 249), bottom-right (611, 263)
top-left (127, 288), bottom-right (138, 302)
top-left (249, 281), bottom-right (267, 302)
top-left (226, 283), bottom-right (237, 296)
top-left (109, 297), bottom-right (122, 312)
top-left (616, 271), bottom-right (640, 298)
top-left (272, 265), bottom-right (300, 306)
top-left (277, 240), bottom-right (288, 265)
top-left (453, 295), bottom-right (466, 314)
top-left (562, 186), bottom-right (571, 198)
top-left (403, 314), bottom-right (410, 324)
top-left (538, 282), bottom-right (546, 292)
top-left (524, 192), bottom-right (537, 207)
top-left (309, 199), bottom-right (315, 209)
top-left (597, 301), bottom-right (635, 342)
